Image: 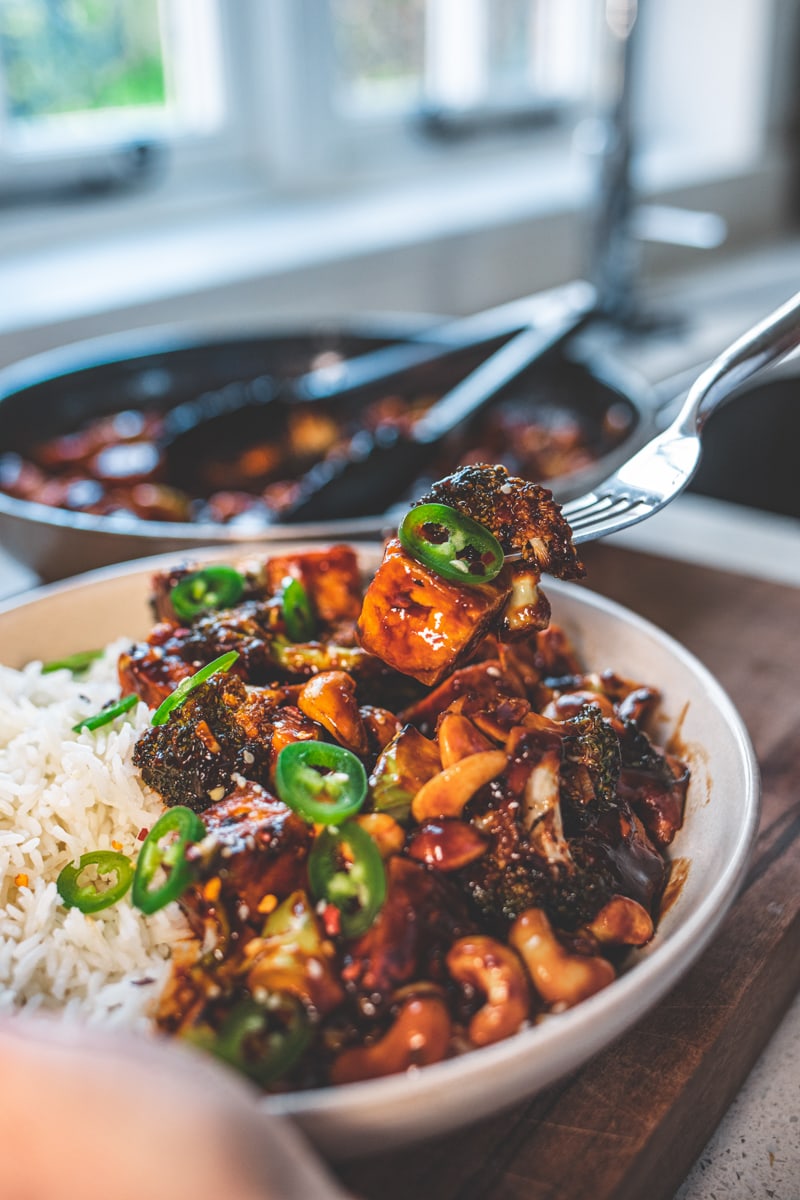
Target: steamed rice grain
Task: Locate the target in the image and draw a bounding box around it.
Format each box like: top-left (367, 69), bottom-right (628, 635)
top-left (0, 642), bottom-right (191, 1026)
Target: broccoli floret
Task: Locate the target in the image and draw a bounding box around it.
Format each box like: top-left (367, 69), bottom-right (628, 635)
top-left (551, 845), bottom-right (615, 930)
top-left (133, 673), bottom-right (273, 811)
top-left (461, 844), bottom-right (614, 932)
top-left (561, 704), bottom-right (621, 810)
top-left (462, 855), bottom-right (547, 929)
top-left (419, 463), bottom-right (585, 579)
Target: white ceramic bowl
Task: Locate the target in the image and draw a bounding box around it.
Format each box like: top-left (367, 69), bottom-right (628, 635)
top-left (0, 544), bottom-right (760, 1159)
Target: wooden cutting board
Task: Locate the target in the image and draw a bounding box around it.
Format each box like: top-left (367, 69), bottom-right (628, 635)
top-left (336, 544), bottom-right (800, 1200)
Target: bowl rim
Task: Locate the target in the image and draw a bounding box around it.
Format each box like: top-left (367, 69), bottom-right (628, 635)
top-left (0, 541), bottom-right (761, 1152)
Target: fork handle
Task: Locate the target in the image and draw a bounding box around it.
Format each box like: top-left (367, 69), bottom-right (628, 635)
top-left (681, 289), bottom-right (800, 433)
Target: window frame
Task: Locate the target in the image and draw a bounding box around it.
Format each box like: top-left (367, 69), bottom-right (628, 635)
top-left (0, 0), bottom-right (240, 201)
top-left (246, 0), bottom-right (600, 190)
top-left (0, 0), bottom-right (788, 198)
top-left (0, 0), bottom-right (793, 290)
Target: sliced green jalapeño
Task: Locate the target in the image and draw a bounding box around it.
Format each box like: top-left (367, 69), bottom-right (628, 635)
top-left (43, 649), bottom-right (103, 675)
top-left (131, 805), bottom-right (206, 915)
top-left (280, 576), bottom-right (316, 643)
top-left (199, 994), bottom-right (312, 1088)
top-left (73, 693), bottom-right (138, 733)
top-left (170, 566), bottom-right (245, 622)
top-left (56, 850), bottom-right (134, 914)
top-left (308, 820), bottom-right (386, 938)
top-left (275, 741), bottom-right (367, 825)
top-left (398, 502), bottom-right (504, 584)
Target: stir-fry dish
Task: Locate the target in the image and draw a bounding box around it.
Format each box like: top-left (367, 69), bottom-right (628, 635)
top-left (0, 366), bottom-right (633, 525)
top-left (44, 466), bottom-right (688, 1090)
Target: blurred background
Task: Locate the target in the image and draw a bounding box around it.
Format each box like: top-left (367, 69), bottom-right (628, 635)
top-left (1, 0), bottom-right (798, 357)
top-left (0, 0), bottom-right (799, 576)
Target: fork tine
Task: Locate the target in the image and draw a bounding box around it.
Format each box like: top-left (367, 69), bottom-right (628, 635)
top-left (561, 491), bottom-right (620, 519)
top-left (560, 492), bottom-right (604, 517)
top-left (566, 494), bottom-right (635, 529)
top-left (570, 498), bottom-right (650, 543)
top-left (559, 290), bottom-right (800, 546)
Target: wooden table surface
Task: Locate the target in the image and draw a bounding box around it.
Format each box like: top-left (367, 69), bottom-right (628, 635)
top-left (336, 542), bottom-right (800, 1200)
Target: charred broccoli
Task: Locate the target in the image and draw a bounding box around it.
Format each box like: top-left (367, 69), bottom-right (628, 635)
top-left (461, 846), bottom-right (614, 932)
top-left (133, 673), bottom-right (274, 811)
top-left (418, 463), bottom-right (584, 578)
top-left (619, 720), bottom-right (679, 787)
top-left (561, 703), bottom-right (621, 811)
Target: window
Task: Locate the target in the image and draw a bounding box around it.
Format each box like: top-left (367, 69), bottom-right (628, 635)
top-left (0, 0), bottom-right (225, 198)
top-left (0, 0), bottom-right (598, 199)
top-left (329, 0), bottom-right (596, 127)
top-left (1, 0), bottom-right (168, 126)
top-left (0, 0), bottom-right (789, 261)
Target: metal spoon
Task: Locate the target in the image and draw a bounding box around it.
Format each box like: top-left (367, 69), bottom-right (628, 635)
top-left (280, 284), bottom-right (596, 522)
top-left (162, 281), bottom-right (595, 495)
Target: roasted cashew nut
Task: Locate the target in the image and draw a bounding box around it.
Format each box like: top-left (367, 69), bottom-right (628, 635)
top-left (436, 713), bottom-right (493, 767)
top-left (446, 935), bottom-right (529, 1047)
top-left (330, 996), bottom-right (451, 1084)
top-left (297, 670), bottom-right (368, 755)
top-left (587, 895), bottom-right (654, 946)
top-left (542, 689), bottom-right (616, 721)
top-left (411, 750), bottom-right (507, 821)
top-left (509, 908), bottom-right (615, 1009)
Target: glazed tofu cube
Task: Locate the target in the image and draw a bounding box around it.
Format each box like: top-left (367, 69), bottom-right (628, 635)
top-left (265, 544), bottom-right (362, 623)
top-left (357, 538), bottom-right (510, 686)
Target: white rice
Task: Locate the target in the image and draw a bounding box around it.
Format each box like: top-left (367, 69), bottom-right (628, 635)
top-left (0, 640), bottom-right (191, 1028)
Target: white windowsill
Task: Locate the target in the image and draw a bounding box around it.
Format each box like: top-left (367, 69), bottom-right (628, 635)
top-left (0, 139), bottom-right (790, 356)
top-left (2, 143), bottom-right (587, 335)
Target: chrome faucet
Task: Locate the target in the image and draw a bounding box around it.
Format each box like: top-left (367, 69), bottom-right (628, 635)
top-left (588, 0), bottom-right (727, 326)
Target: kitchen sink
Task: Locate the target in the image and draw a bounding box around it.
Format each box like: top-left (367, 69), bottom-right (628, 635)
top-left (687, 366), bottom-right (800, 519)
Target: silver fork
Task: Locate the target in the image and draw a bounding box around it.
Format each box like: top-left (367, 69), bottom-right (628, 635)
top-left (558, 289), bottom-right (800, 544)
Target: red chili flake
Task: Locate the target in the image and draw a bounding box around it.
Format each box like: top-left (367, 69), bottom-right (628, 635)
top-left (137, 827), bottom-right (149, 842)
top-left (322, 903), bottom-right (341, 937)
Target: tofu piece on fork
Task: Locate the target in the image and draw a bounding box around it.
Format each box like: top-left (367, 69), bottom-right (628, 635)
top-left (357, 538), bottom-right (511, 687)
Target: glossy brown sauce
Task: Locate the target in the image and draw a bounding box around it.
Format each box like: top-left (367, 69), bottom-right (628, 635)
top-left (660, 856), bottom-right (691, 917)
